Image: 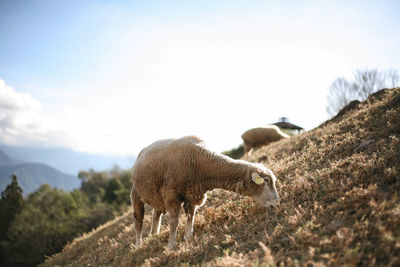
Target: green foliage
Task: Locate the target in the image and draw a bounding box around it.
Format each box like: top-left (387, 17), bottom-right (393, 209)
top-left (104, 170), bottom-right (132, 211)
top-left (0, 175), bottom-right (23, 240)
top-left (2, 185), bottom-right (88, 266)
top-left (79, 169), bottom-right (108, 203)
top-left (0, 167), bottom-right (133, 266)
top-left (0, 175), bottom-right (24, 265)
top-left (222, 145), bottom-right (245, 159)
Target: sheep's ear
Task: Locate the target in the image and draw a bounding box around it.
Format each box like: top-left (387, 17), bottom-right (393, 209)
top-left (251, 173), bottom-right (264, 185)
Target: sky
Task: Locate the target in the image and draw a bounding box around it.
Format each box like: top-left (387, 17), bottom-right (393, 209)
top-left (0, 0), bottom-right (399, 156)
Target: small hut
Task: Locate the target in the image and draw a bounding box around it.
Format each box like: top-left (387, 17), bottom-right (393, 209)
top-left (272, 117), bottom-right (304, 135)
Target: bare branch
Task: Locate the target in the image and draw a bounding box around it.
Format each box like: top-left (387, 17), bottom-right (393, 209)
top-left (326, 68), bottom-right (399, 117)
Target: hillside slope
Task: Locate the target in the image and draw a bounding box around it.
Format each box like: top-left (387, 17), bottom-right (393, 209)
top-left (43, 88), bottom-right (400, 266)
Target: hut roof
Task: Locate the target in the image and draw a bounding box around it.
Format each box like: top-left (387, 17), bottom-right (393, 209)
top-left (272, 117), bottom-right (304, 130)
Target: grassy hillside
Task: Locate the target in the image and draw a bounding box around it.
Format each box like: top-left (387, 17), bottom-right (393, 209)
top-left (42, 88), bottom-right (400, 266)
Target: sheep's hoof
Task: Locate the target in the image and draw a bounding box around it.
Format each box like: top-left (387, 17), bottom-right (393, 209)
top-left (135, 239), bottom-right (142, 248)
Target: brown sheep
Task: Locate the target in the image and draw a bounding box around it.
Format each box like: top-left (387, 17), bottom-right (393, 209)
top-left (241, 125), bottom-right (289, 152)
top-left (130, 136), bottom-right (280, 249)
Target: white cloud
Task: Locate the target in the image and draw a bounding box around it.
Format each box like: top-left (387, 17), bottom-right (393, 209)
top-left (0, 78), bottom-right (73, 148)
top-left (0, 79), bottom-right (42, 112)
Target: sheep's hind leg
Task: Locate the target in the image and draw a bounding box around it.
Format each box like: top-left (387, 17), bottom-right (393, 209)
top-left (183, 203), bottom-right (197, 242)
top-left (131, 189), bottom-right (144, 247)
top-left (150, 209), bottom-right (162, 234)
top-left (166, 206), bottom-right (181, 249)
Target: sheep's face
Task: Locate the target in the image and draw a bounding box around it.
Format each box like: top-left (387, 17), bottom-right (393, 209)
top-left (250, 168), bottom-right (279, 207)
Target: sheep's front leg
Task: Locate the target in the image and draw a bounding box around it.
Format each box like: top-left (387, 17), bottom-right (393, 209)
top-left (131, 189), bottom-right (144, 246)
top-left (150, 209), bottom-right (162, 234)
top-left (167, 207), bottom-right (180, 249)
top-left (184, 204), bottom-right (197, 242)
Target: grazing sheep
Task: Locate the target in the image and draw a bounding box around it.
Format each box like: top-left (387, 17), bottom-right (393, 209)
top-left (131, 136), bottom-right (280, 249)
top-left (241, 125), bottom-right (289, 152)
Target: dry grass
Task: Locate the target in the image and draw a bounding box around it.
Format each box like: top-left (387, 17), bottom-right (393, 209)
top-left (42, 88), bottom-right (400, 266)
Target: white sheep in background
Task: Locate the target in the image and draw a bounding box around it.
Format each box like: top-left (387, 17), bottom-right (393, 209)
top-left (241, 125), bottom-right (289, 152)
top-left (130, 136), bottom-right (280, 249)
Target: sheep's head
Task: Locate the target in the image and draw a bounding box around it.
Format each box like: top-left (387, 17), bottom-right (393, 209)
top-left (249, 165), bottom-right (279, 207)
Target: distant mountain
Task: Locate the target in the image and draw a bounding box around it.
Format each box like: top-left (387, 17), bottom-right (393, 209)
top-left (0, 149), bottom-right (22, 167)
top-left (0, 161), bottom-right (81, 195)
top-left (0, 145), bottom-right (135, 176)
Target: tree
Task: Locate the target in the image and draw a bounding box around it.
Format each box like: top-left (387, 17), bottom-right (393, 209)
top-left (1, 185), bottom-right (89, 266)
top-left (327, 68), bottom-right (399, 116)
top-left (0, 168), bottom-right (132, 266)
top-left (0, 175), bottom-right (24, 265)
top-left (79, 170), bottom-right (108, 203)
top-left (104, 170), bottom-right (132, 211)
top-left (0, 175), bottom-right (24, 240)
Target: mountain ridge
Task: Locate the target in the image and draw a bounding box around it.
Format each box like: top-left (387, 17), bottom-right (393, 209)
top-left (0, 149), bottom-right (21, 167)
top-left (0, 145), bottom-right (135, 176)
top-left (0, 150), bottom-right (80, 195)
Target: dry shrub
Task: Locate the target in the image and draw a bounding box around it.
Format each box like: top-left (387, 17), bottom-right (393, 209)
top-left (42, 88), bottom-right (400, 267)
